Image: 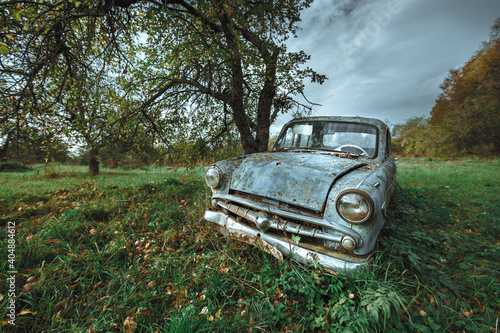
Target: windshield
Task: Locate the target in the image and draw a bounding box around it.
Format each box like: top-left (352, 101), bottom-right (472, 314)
top-left (274, 121), bottom-right (378, 157)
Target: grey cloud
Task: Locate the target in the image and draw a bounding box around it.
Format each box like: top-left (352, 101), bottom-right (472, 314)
top-left (276, 0), bottom-right (500, 131)
top-left (338, 0), bottom-right (364, 17)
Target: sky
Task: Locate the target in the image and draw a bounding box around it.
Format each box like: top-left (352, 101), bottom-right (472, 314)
top-left (270, 0), bottom-right (500, 134)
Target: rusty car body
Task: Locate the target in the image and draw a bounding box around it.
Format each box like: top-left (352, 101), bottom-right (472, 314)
top-left (203, 116), bottom-right (397, 272)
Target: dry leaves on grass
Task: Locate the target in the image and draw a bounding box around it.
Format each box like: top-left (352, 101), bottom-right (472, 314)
top-left (19, 309), bottom-right (37, 316)
top-left (124, 316), bottom-right (137, 333)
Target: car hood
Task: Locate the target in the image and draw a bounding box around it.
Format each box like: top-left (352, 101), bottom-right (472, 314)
top-left (229, 151), bottom-right (367, 212)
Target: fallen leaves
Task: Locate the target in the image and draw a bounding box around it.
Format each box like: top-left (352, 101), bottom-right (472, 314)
top-left (23, 283), bottom-right (35, 292)
top-left (462, 308), bottom-right (473, 318)
top-left (123, 316), bottom-right (137, 333)
top-left (325, 268), bottom-right (340, 276)
top-left (19, 309), bottom-right (37, 316)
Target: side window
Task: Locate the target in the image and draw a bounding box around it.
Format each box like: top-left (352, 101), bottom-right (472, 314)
top-left (385, 129), bottom-right (392, 158)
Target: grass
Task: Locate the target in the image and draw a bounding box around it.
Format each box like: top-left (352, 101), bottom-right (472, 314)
top-left (0, 158), bottom-right (498, 332)
top-left (381, 157), bottom-right (500, 332)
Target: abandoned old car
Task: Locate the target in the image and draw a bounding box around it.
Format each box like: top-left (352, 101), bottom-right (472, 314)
top-left (204, 116), bottom-right (397, 271)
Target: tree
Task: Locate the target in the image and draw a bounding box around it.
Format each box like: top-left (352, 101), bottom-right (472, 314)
top-left (125, 0), bottom-right (325, 154)
top-left (430, 18), bottom-right (500, 154)
top-left (1, 0), bottom-right (325, 169)
top-left (392, 116), bottom-right (433, 157)
top-left (1, 0), bottom-right (140, 174)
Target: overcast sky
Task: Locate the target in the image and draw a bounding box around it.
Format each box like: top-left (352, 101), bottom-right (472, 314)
top-left (271, 0), bottom-right (500, 134)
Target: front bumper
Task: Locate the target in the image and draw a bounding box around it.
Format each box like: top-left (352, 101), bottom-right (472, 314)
top-left (204, 210), bottom-right (371, 272)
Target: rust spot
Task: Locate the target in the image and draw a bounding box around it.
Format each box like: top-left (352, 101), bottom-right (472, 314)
top-left (229, 231), bottom-right (284, 261)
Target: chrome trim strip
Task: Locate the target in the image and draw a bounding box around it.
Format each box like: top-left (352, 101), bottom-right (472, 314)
top-left (204, 210), bottom-right (369, 272)
top-left (212, 193), bottom-right (362, 243)
top-left (217, 201), bottom-right (343, 243)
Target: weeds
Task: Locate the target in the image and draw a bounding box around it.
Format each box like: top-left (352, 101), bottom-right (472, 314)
top-left (0, 159), bottom-right (498, 332)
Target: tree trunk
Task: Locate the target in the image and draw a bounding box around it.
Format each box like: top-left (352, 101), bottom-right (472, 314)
top-left (219, 12), bottom-right (259, 155)
top-left (229, 63), bottom-right (259, 154)
top-left (256, 50), bottom-right (279, 152)
top-left (0, 133), bottom-right (11, 162)
top-left (88, 148), bottom-right (100, 176)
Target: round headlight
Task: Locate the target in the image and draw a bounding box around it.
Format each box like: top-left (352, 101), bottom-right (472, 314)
top-left (205, 166), bottom-right (222, 189)
top-left (336, 190), bottom-right (373, 224)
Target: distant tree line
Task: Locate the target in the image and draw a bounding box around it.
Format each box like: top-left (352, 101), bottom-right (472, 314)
top-left (1, 126), bottom-right (243, 168)
top-left (392, 18), bottom-right (500, 157)
top-left (0, 126), bottom-right (69, 164)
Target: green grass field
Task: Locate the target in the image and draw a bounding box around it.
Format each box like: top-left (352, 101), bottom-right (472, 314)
top-left (0, 158), bottom-right (498, 332)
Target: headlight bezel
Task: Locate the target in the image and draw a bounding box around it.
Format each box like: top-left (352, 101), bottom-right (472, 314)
top-left (335, 189), bottom-right (374, 224)
top-left (205, 165), bottom-right (222, 189)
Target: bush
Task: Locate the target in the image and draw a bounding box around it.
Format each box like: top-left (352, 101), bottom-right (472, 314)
top-left (0, 161), bottom-right (32, 172)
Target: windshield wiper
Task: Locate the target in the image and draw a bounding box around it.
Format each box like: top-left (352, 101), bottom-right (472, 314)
top-left (274, 147), bottom-right (360, 158)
